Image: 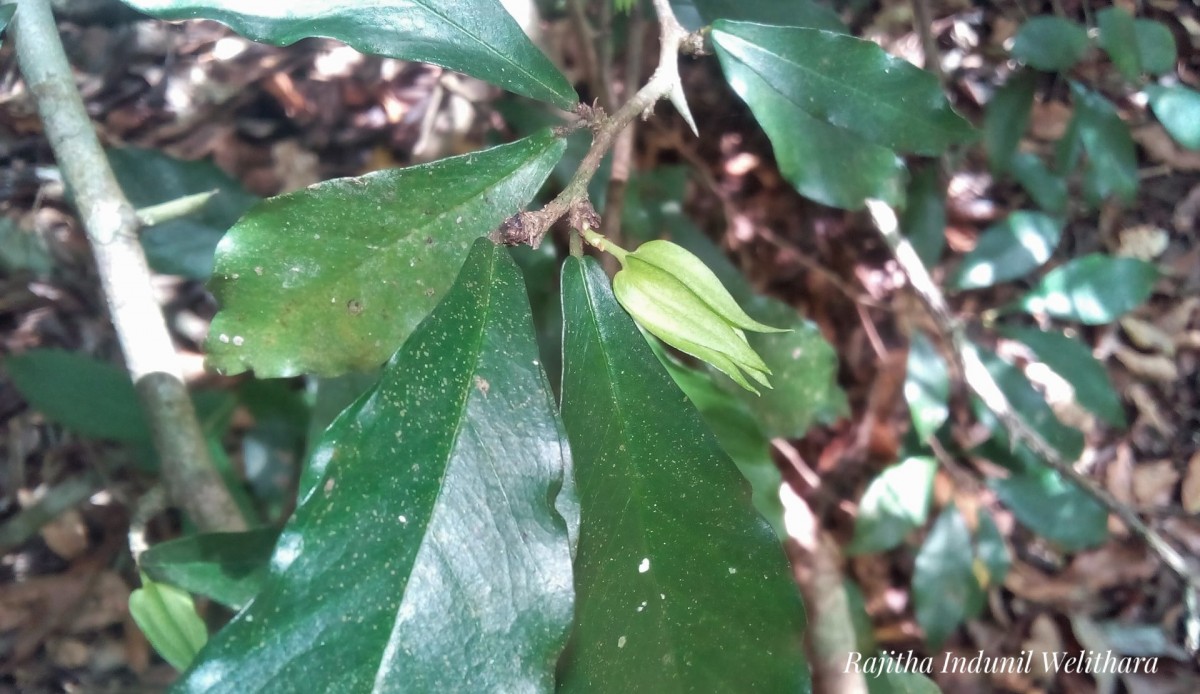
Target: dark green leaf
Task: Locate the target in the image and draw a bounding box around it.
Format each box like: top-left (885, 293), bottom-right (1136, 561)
top-left (913, 507), bottom-right (980, 648)
top-left (712, 21), bottom-right (974, 156)
top-left (1134, 20), bottom-right (1177, 76)
top-left (991, 466), bottom-right (1108, 550)
top-left (951, 211), bottom-right (1062, 290)
top-left (975, 346), bottom-right (1084, 461)
top-left (206, 131), bottom-right (565, 377)
top-left (985, 70), bottom-right (1036, 173)
top-left (130, 577), bottom-right (208, 671)
top-left (8, 349), bottom-right (148, 442)
top-left (141, 529), bottom-right (279, 610)
top-left (118, 0), bottom-right (577, 108)
top-left (848, 456), bottom-right (938, 555)
top-left (1070, 83), bottom-right (1138, 204)
top-left (974, 511), bottom-right (1010, 590)
top-left (558, 256), bottom-right (808, 692)
top-left (1017, 254), bottom-right (1157, 324)
top-left (900, 163), bottom-right (946, 267)
top-left (179, 240), bottom-right (575, 692)
top-left (651, 343), bottom-right (787, 540)
top-left (108, 148), bottom-right (258, 279)
top-left (1011, 152), bottom-right (1068, 214)
top-left (906, 333), bottom-right (949, 442)
top-left (871, 666), bottom-right (943, 694)
top-left (1146, 84), bottom-right (1200, 150)
top-left (1098, 7), bottom-right (1141, 81)
top-left (712, 50), bottom-right (905, 209)
top-left (0, 217), bottom-right (53, 277)
top-left (692, 0), bottom-right (846, 33)
top-left (1011, 17), bottom-right (1090, 72)
top-left (997, 326), bottom-right (1126, 427)
top-left (0, 5), bottom-right (14, 47)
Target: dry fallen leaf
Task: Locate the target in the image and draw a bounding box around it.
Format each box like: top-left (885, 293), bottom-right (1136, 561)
top-left (1182, 451), bottom-right (1200, 514)
top-left (1131, 459), bottom-right (1180, 508)
top-left (1114, 345), bottom-right (1179, 382)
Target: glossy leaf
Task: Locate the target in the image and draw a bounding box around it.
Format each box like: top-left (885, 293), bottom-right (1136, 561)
top-left (118, 0), bottom-right (576, 108)
top-left (848, 456), bottom-right (938, 555)
top-left (713, 50), bottom-right (905, 209)
top-left (1011, 17), bottom-right (1089, 72)
top-left (108, 148), bottom-right (258, 279)
top-left (712, 21), bottom-right (974, 156)
top-left (974, 511), bottom-right (1010, 590)
top-left (140, 529), bottom-right (279, 610)
top-left (1146, 85), bottom-right (1200, 150)
top-left (913, 507), bottom-right (981, 648)
top-left (900, 163), bottom-right (946, 268)
top-left (906, 332), bottom-right (949, 442)
top-left (1018, 254), bottom-right (1157, 324)
top-left (1011, 152), bottom-right (1068, 214)
top-left (690, 0), bottom-right (845, 33)
top-left (1098, 7), bottom-right (1141, 81)
top-left (651, 342), bottom-right (787, 540)
top-left (559, 256), bottom-right (808, 692)
top-left (129, 576), bottom-right (208, 672)
top-left (951, 211), bottom-right (1061, 290)
top-left (975, 346), bottom-right (1084, 461)
top-left (985, 70), bottom-right (1036, 174)
top-left (1134, 20), bottom-right (1177, 76)
top-left (991, 466), bottom-right (1108, 550)
top-left (998, 325), bottom-right (1126, 427)
top-left (206, 131), bottom-right (565, 377)
top-left (8, 349), bottom-right (148, 442)
top-left (1070, 83), bottom-right (1138, 204)
top-left (179, 240), bottom-right (575, 692)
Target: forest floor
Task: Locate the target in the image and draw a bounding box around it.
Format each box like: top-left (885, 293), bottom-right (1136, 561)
top-left (2, 1), bottom-right (1200, 692)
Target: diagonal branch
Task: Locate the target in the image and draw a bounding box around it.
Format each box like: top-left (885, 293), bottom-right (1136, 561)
top-left (865, 198), bottom-right (1200, 594)
top-left (11, 0), bottom-right (247, 532)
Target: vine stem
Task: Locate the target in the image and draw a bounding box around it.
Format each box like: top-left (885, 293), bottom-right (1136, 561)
top-left (500, 0), bottom-right (702, 247)
top-left (864, 198), bottom-right (1200, 595)
top-left (11, 0), bottom-right (247, 532)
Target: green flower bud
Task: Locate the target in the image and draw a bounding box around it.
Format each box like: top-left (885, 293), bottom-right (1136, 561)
top-left (591, 235), bottom-right (787, 394)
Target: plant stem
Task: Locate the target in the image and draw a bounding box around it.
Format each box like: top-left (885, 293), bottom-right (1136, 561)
top-left (580, 227), bottom-right (628, 262)
top-left (865, 198), bottom-right (1200, 594)
top-left (11, 0), bottom-right (247, 533)
top-left (505, 0), bottom-right (700, 247)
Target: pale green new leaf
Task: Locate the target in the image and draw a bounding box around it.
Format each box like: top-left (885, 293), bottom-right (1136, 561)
top-left (129, 577), bottom-right (208, 672)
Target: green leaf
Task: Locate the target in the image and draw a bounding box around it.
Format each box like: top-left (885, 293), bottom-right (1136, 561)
top-left (985, 70), bottom-right (1036, 174)
top-left (140, 529), bottom-right (278, 609)
top-left (108, 148), bottom-right (258, 279)
top-left (997, 326), bottom-right (1126, 427)
top-left (8, 349), bottom-right (148, 442)
top-left (950, 211), bottom-right (1062, 290)
top-left (1146, 84), bottom-right (1200, 150)
top-left (1011, 152), bottom-right (1068, 214)
top-left (974, 511), bottom-right (1010, 590)
top-left (1098, 7), bottom-right (1141, 81)
top-left (991, 466), bottom-right (1108, 550)
top-left (871, 665), bottom-right (944, 694)
top-left (1133, 20), bottom-right (1177, 76)
top-left (206, 130), bottom-right (565, 377)
top-left (559, 256), bottom-right (808, 692)
top-left (1017, 254), bottom-right (1158, 324)
top-left (692, 0), bottom-right (846, 33)
top-left (0, 5), bottom-right (16, 48)
top-left (848, 456), bottom-right (938, 555)
top-left (906, 332), bottom-right (949, 442)
top-left (179, 240), bottom-right (575, 691)
top-left (712, 21), bottom-right (974, 156)
top-left (0, 216), bottom-right (54, 276)
top-left (913, 507), bottom-right (981, 648)
top-left (900, 163), bottom-right (946, 268)
top-left (651, 342), bottom-right (787, 540)
top-left (975, 346), bottom-right (1084, 461)
top-left (713, 50), bottom-right (905, 209)
top-left (1011, 17), bottom-right (1090, 72)
top-left (1070, 83), bottom-right (1138, 204)
top-left (129, 576), bottom-right (208, 672)
top-left (118, 0), bottom-right (576, 109)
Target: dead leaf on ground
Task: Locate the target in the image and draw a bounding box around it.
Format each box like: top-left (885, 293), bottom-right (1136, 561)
top-left (1131, 459), bottom-right (1180, 508)
top-left (1181, 451), bottom-right (1200, 514)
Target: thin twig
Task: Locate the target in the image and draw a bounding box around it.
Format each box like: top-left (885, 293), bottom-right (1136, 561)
top-left (11, 0), bottom-right (246, 532)
top-left (865, 198), bottom-right (1200, 594)
top-left (498, 0), bottom-right (702, 247)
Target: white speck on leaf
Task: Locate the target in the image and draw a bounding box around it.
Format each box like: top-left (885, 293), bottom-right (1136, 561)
top-left (638, 558), bottom-right (650, 573)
